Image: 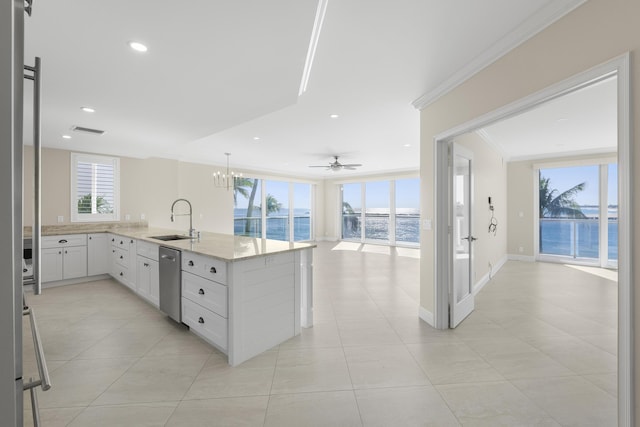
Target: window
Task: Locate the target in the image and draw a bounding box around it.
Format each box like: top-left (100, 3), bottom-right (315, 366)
top-left (365, 181), bottom-right (390, 242)
top-left (293, 183), bottom-right (312, 241)
top-left (341, 178), bottom-right (420, 246)
top-left (234, 178), bottom-right (262, 238)
top-left (234, 178), bottom-right (314, 242)
top-left (396, 178), bottom-right (420, 244)
top-left (537, 161), bottom-right (616, 267)
top-left (71, 153), bottom-right (120, 222)
top-left (266, 180), bottom-right (289, 241)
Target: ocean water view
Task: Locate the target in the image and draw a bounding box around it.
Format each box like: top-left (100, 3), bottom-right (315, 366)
top-left (235, 208), bottom-right (420, 244)
top-left (540, 206), bottom-right (618, 260)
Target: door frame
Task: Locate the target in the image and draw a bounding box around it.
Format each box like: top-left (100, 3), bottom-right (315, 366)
top-left (432, 53), bottom-right (632, 424)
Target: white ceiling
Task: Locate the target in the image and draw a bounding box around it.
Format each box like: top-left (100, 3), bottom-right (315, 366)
top-left (478, 76), bottom-right (617, 161)
top-left (23, 0), bottom-right (590, 178)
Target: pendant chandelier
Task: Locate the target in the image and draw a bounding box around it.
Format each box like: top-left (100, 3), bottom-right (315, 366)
top-left (213, 153), bottom-right (242, 190)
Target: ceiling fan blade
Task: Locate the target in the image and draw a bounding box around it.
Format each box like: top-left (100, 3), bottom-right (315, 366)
top-left (343, 167), bottom-right (357, 170)
top-left (340, 164), bottom-right (362, 167)
top-left (308, 165), bottom-right (329, 168)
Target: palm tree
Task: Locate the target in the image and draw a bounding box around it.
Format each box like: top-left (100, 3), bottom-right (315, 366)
top-left (539, 175), bottom-right (587, 218)
top-left (342, 201), bottom-right (360, 233)
top-left (77, 194), bottom-right (112, 214)
top-left (265, 194), bottom-right (282, 214)
top-left (244, 178), bottom-right (260, 234)
top-left (233, 177), bottom-right (254, 206)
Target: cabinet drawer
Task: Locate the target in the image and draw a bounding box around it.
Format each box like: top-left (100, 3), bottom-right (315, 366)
top-left (113, 236), bottom-right (134, 250)
top-left (42, 234), bottom-right (87, 249)
top-left (137, 240), bottom-right (159, 261)
top-left (182, 251), bottom-right (227, 284)
top-left (182, 297), bottom-right (227, 351)
top-left (115, 247), bottom-right (129, 268)
top-left (182, 271), bottom-right (227, 318)
top-left (113, 266), bottom-right (130, 285)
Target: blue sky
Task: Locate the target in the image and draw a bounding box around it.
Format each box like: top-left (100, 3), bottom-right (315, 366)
top-left (343, 179), bottom-right (420, 210)
top-left (540, 164), bottom-right (617, 206)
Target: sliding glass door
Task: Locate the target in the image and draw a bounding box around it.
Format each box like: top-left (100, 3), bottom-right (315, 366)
top-left (538, 162), bottom-right (617, 267)
top-left (341, 178), bottom-right (420, 246)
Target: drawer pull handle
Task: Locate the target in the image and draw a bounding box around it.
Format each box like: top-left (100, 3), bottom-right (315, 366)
top-left (188, 260), bottom-right (194, 267)
top-left (198, 288), bottom-right (205, 295)
top-left (58, 239), bottom-right (67, 244)
top-left (120, 255), bottom-right (123, 259)
top-left (144, 263), bottom-right (149, 267)
top-left (119, 272), bottom-right (123, 276)
top-left (130, 240), bottom-right (134, 244)
top-left (210, 267), bottom-right (216, 274)
top-left (198, 317), bottom-right (205, 324)
top-left (111, 238), bottom-right (115, 242)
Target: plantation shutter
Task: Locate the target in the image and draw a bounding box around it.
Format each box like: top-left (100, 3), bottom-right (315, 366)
top-left (71, 153), bottom-right (120, 222)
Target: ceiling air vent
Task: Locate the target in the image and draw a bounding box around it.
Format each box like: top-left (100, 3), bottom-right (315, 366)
top-left (71, 125), bottom-right (105, 136)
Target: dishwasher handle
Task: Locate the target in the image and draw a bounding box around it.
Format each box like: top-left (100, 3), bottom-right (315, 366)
top-left (160, 254), bottom-right (176, 262)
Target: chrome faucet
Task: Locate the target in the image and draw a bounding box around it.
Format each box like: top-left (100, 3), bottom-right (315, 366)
top-left (170, 198), bottom-right (195, 237)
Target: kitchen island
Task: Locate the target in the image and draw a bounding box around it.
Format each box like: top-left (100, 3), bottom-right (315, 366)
top-left (29, 225), bottom-right (315, 366)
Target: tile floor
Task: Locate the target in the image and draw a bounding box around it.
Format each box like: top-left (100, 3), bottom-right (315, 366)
top-left (22, 242), bottom-right (618, 426)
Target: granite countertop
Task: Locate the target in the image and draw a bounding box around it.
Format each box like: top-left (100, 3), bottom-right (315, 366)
top-left (26, 224), bottom-right (315, 262)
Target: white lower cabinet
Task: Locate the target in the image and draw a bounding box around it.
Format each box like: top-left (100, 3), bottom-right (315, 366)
top-left (136, 257), bottom-right (159, 307)
top-left (109, 236), bottom-right (137, 291)
top-left (182, 298), bottom-right (227, 351)
top-left (87, 233), bottom-right (109, 275)
top-left (181, 269), bottom-right (228, 352)
top-left (41, 234), bottom-right (87, 282)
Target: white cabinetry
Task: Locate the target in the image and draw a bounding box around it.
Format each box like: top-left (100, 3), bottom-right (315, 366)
top-left (136, 241), bottom-right (159, 307)
top-left (109, 235), bottom-right (137, 291)
top-left (41, 234), bottom-right (87, 282)
top-left (181, 251), bottom-right (228, 352)
top-left (87, 233), bottom-right (109, 275)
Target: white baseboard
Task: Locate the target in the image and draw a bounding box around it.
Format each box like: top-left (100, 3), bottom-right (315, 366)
top-left (418, 306), bottom-right (435, 327)
top-left (473, 254), bottom-right (509, 295)
top-left (23, 274), bottom-right (110, 293)
top-left (316, 236), bottom-right (339, 242)
top-left (508, 254), bottom-right (535, 262)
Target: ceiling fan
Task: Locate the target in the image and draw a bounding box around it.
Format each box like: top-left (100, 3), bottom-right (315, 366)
top-left (309, 156), bottom-right (362, 172)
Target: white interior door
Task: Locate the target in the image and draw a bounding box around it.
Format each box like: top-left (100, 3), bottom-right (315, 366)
top-left (450, 144), bottom-right (475, 328)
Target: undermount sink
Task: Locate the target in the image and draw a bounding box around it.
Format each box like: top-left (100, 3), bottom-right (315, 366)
top-left (150, 234), bottom-right (193, 241)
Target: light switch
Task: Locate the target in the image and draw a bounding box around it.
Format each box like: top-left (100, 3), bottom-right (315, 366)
top-left (140, 213), bottom-right (146, 220)
top-left (125, 214), bottom-right (131, 221)
top-left (57, 215), bottom-right (63, 223)
top-left (423, 219), bottom-right (432, 230)
top-left (519, 211), bottom-right (524, 218)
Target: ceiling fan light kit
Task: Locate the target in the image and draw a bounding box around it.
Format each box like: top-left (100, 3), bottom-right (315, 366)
top-left (308, 155), bottom-right (362, 172)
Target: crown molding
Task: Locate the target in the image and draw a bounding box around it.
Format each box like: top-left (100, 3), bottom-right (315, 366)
top-left (411, 0), bottom-right (588, 111)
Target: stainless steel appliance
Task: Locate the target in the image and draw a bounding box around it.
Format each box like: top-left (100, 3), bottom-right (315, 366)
top-left (159, 247), bottom-right (182, 322)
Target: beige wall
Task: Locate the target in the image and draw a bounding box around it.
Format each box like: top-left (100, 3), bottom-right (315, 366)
top-left (419, 0), bottom-right (639, 413)
top-left (456, 132), bottom-right (508, 282)
top-left (24, 147), bottom-right (326, 238)
top-left (23, 147), bottom-right (235, 232)
top-left (506, 161), bottom-right (535, 257)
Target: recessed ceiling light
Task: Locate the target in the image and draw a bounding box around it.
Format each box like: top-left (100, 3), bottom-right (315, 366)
top-left (253, 136), bottom-right (260, 141)
top-left (81, 106), bottom-right (95, 113)
top-left (403, 144), bottom-right (411, 147)
top-left (556, 118), bottom-right (569, 123)
top-left (330, 114), bottom-right (339, 119)
top-left (62, 135), bottom-right (71, 139)
top-left (128, 41), bottom-right (148, 52)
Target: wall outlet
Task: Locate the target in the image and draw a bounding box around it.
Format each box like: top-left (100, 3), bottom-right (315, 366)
top-left (423, 219), bottom-right (432, 230)
top-left (518, 246), bottom-right (524, 253)
top-left (125, 214), bottom-right (131, 221)
top-left (140, 213), bottom-right (146, 220)
top-left (519, 211), bottom-right (524, 218)
top-left (57, 215), bottom-right (63, 223)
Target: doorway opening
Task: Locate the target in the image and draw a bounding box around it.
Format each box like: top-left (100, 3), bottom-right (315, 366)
top-left (432, 54), bottom-right (631, 423)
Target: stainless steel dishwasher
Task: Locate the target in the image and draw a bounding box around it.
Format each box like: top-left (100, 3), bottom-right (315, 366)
top-left (159, 246), bottom-right (182, 322)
